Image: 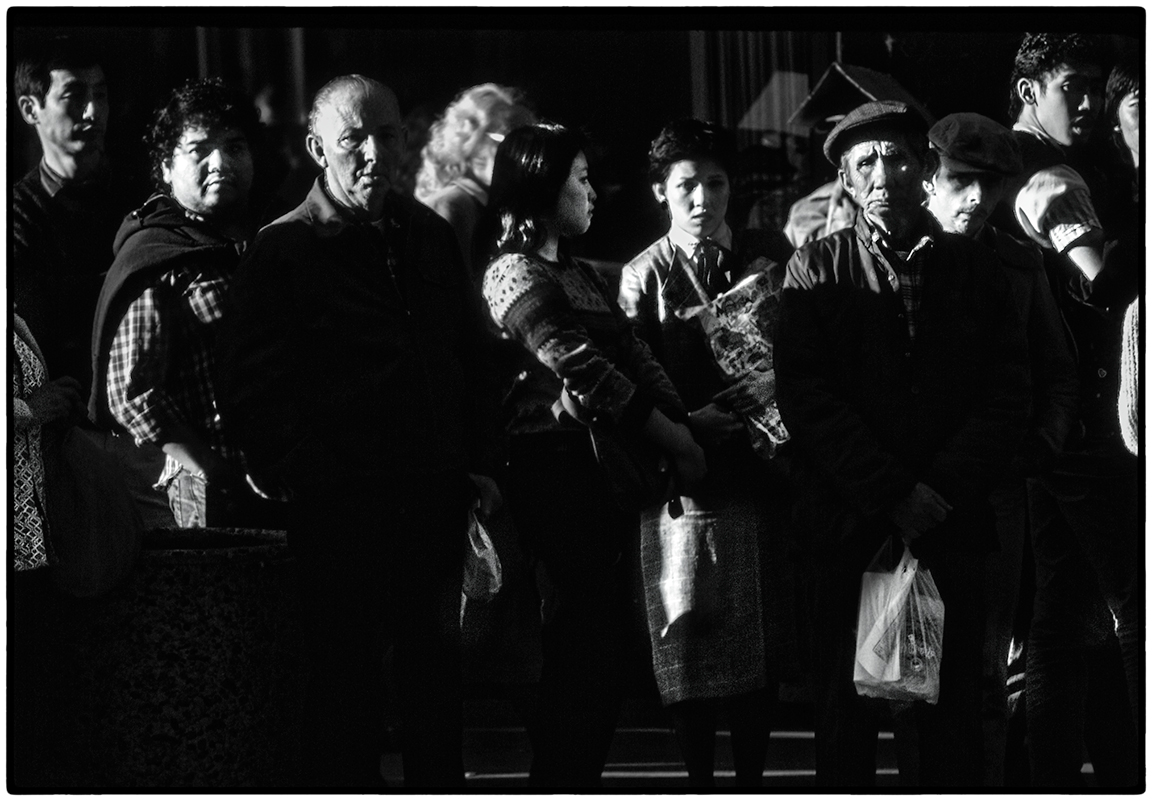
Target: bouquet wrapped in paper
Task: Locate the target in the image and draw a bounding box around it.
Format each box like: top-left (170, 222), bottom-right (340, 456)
top-left (676, 268), bottom-right (790, 459)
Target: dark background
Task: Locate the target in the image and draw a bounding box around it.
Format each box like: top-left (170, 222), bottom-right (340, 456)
top-left (8, 7), bottom-right (1143, 262)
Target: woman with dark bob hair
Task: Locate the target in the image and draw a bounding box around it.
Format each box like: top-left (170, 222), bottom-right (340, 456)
top-left (482, 122), bottom-right (706, 787)
top-left (618, 118), bottom-right (794, 786)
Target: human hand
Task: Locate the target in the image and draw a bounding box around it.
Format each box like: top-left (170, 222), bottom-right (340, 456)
top-left (888, 482), bottom-right (952, 542)
top-left (687, 403), bottom-right (744, 446)
top-left (27, 377), bottom-right (85, 426)
top-left (468, 473), bottom-right (503, 519)
top-left (714, 368), bottom-right (776, 417)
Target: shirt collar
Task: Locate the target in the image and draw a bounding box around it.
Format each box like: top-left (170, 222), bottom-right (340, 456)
top-left (38, 159), bottom-right (67, 198)
top-left (667, 220), bottom-right (733, 261)
top-left (299, 176), bottom-right (403, 239)
top-left (1013, 120), bottom-right (1066, 155)
top-left (859, 209), bottom-right (937, 259)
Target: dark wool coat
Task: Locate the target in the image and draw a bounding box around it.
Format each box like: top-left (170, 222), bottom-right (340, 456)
top-left (775, 213), bottom-right (1031, 563)
top-left (215, 179), bottom-right (497, 496)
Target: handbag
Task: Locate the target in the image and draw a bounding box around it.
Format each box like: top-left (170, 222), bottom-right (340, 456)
top-left (552, 387), bottom-right (679, 514)
top-left (43, 426), bottom-right (145, 598)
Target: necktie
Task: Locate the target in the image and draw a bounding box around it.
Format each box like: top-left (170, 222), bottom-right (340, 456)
top-left (696, 239), bottom-right (729, 296)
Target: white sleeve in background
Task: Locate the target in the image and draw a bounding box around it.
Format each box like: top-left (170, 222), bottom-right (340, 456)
top-left (1014, 164), bottom-right (1101, 252)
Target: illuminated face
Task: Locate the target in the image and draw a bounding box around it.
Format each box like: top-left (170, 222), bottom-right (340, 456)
top-left (549, 151), bottom-right (596, 239)
top-left (653, 158), bottom-right (730, 240)
top-left (838, 134), bottom-right (927, 233)
top-left (1116, 89), bottom-right (1140, 167)
top-left (924, 159), bottom-right (1006, 237)
top-left (1026, 63), bottom-right (1104, 147)
top-left (20, 65), bottom-right (109, 161)
top-left (162, 124), bottom-right (253, 220)
top-left (309, 83), bottom-right (405, 220)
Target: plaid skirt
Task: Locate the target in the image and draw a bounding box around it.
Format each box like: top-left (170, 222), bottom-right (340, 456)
top-left (640, 487), bottom-right (774, 705)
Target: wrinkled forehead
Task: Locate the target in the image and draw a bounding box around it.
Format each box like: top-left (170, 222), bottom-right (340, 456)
top-left (318, 84), bottom-right (401, 134)
top-left (843, 135), bottom-right (915, 163)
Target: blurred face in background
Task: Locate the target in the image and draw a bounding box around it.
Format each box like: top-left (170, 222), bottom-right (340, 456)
top-left (309, 81), bottom-right (405, 220)
top-left (548, 151), bottom-right (596, 239)
top-left (653, 158), bottom-right (730, 240)
top-left (162, 124), bottom-right (254, 220)
top-left (1116, 88), bottom-right (1140, 167)
top-left (924, 157), bottom-right (1005, 237)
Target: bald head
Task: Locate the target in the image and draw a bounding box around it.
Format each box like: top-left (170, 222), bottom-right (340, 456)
top-left (306, 74), bottom-right (405, 219)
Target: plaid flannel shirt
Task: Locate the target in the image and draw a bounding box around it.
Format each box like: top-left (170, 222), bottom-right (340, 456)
top-left (106, 260), bottom-right (239, 486)
top-left (865, 217), bottom-right (935, 340)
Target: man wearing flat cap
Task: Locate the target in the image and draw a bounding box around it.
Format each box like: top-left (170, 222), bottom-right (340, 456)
top-left (925, 112), bottom-right (1078, 786)
top-left (774, 100), bottom-right (1031, 786)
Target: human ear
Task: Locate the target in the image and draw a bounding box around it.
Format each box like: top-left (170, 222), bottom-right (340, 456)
top-left (306, 133), bottom-right (327, 169)
top-left (838, 169), bottom-right (857, 200)
top-left (17, 95), bottom-right (40, 125)
top-left (1017, 78), bottom-right (1037, 107)
top-left (651, 182), bottom-right (667, 206)
top-left (160, 160), bottom-right (174, 188)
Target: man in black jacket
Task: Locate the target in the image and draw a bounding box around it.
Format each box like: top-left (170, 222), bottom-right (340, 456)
top-left (775, 101), bottom-right (1031, 787)
top-left (216, 74), bottom-right (499, 789)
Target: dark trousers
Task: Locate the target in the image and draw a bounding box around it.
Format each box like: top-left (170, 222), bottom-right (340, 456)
top-left (982, 478), bottom-right (1030, 786)
top-left (290, 471), bottom-right (470, 789)
top-left (506, 433), bottom-right (636, 788)
top-left (812, 528), bottom-right (985, 787)
top-left (1025, 454), bottom-right (1142, 787)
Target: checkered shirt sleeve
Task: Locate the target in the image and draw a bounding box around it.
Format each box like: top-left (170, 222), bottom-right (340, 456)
top-left (106, 267), bottom-right (231, 453)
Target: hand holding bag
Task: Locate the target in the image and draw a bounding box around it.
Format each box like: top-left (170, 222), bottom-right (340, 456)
top-left (552, 387), bottom-right (679, 515)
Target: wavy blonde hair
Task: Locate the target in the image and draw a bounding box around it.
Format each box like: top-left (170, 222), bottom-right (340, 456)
top-left (415, 83), bottom-right (535, 201)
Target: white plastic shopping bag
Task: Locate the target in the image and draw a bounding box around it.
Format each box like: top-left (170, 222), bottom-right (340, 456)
top-left (853, 538), bottom-right (945, 704)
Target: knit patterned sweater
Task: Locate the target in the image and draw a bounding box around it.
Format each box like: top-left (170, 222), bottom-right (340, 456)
top-left (483, 251), bottom-right (683, 437)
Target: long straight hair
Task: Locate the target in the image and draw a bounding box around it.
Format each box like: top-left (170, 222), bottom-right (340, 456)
top-left (489, 123), bottom-right (585, 257)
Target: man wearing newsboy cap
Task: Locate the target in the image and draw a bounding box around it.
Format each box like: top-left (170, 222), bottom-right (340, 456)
top-left (774, 101), bottom-right (1032, 786)
top-left (925, 112), bottom-right (1078, 786)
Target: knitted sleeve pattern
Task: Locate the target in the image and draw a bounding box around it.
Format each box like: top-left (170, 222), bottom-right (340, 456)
top-left (483, 252), bottom-right (639, 423)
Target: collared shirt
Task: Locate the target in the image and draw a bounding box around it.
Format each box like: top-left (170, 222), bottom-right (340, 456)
top-left (862, 214), bottom-right (936, 340)
top-left (667, 220), bottom-right (734, 299)
top-left (106, 214), bottom-right (244, 488)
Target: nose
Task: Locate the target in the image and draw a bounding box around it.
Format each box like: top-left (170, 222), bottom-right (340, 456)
top-left (363, 134), bottom-right (380, 162)
top-left (205, 147), bottom-right (226, 172)
top-left (81, 96), bottom-right (97, 121)
top-left (588, 184), bottom-right (597, 203)
top-left (967, 180), bottom-right (983, 205)
top-left (872, 157), bottom-right (889, 187)
top-left (691, 183), bottom-right (706, 207)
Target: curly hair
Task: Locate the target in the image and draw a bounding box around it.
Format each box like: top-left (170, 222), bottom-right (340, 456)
top-left (647, 118), bottom-right (737, 186)
top-left (1008, 33), bottom-right (1107, 121)
top-left (146, 78), bottom-right (262, 190)
top-left (489, 122), bottom-right (585, 257)
top-left (414, 83), bottom-right (535, 201)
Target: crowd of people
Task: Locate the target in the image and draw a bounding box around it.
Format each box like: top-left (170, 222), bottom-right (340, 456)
top-left (9, 30), bottom-right (1141, 790)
